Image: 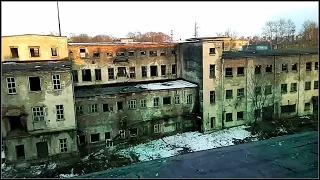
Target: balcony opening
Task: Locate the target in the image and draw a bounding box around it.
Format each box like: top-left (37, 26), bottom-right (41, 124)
top-left (15, 145), bottom-right (25, 159)
top-left (8, 115), bottom-right (26, 134)
top-left (29, 76), bottom-right (41, 91)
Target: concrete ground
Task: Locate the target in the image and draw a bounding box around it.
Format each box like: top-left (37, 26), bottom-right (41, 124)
top-left (78, 131), bottom-right (318, 178)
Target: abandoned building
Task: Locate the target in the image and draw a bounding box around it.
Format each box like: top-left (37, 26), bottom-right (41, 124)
top-left (179, 37), bottom-right (318, 133)
top-left (1, 35), bottom-right (78, 163)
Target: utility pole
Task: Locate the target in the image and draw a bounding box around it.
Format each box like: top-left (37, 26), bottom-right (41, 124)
top-left (194, 21), bottom-right (199, 38)
top-left (170, 30), bottom-right (174, 42)
top-left (57, 1), bottom-right (61, 36)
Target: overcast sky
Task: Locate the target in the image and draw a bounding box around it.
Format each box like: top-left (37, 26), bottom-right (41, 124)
top-left (1, 1), bottom-right (318, 40)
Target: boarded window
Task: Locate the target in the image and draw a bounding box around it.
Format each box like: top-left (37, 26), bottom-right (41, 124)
top-left (108, 68), bottom-right (114, 80)
top-left (161, 65), bottom-right (166, 76)
top-left (226, 113), bottom-right (233, 122)
top-left (95, 69), bottom-right (102, 81)
top-left (30, 47), bottom-right (40, 57)
top-left (51, 48), bottom-right (58, 56)
top-left (281, 104), bottom-right (296, 113)
top-left (82, 69), bottom-right (92, 82)
top-left (10, 47), bottom-right (19, 58)
top-left (163, 97), bottom-right (171, 105)
top-left (225, 68), bottom-right (233, 77)
top-left (141, 66), bottom-right (147, 77)
top-left (29, 76), bottom-right (41, 91)
top-left (226, 90), bottom-right (233, 99)
top-left (6, 77), bottom-right (17, 94)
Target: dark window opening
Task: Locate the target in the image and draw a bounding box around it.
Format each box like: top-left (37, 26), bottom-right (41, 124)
top-left (305, 103), bottom-right (311, 111)
top-left (93, 52), bottom-right (100, 58)
top-left (95, 69), bottom-right (102, 81)
top-left (210, 91), bottom-right (215, 104)
top-left (281, 84), bottom-right (287, 94)
top-left (255, 87), bottom-right (261, 96)
top-left (76, 106), bottom-right (83, 116)
top-left (292, 63), bottom-right (297, 71)
top-left (79, 135), bottom-right (86, 145)
top-left (226, 90), bottom-right (233, 99)
top-left (51, 48), bottom-right (58, 56)
top-left (8, 116), bottom-right (25, 132)
top-left (237, 112), bottom-right (244, 120)
top-left (72, 70), bottom-right (78, 82)
top-left (129, 128), bottom-right (138, 136)
top-left (290, 83), bottom-right (297, 92)
top-left (149, 51), bottom-right (157, 57)
top-left (103, 104), bottom-right (109, 112)
top-left (210, 65), bottom-right (215, 78)
top-left (82, 69), bottom-right (92, 81)
top-left (29, 76), bottom-right (41, 91)
top-left (314, 81), bottom-right (318, 89)
top-left (140, 51), bottom-right (146, 56)
top-left (226, 113), bottom-right (233, 122)
top-left (225, 68), bottom-right (233, 77)
top-left (237, 67), bottom-right (244, 75)
top-left (305, 81), bottom-right (311, 90)
top-left (254, 109), bottom-right (261, 118)
top-left (306, 62), bottom-right (312, 71)
top-left (150, 66), bottom-right (158, 77)
top-left (117, 67), bottom-right (127, 77)
top-left (255, 65), bottom-right (261, 74)
top-left (209, 48), bottom-right (216, 54)
top-left (210, 117), bottom-right (215, 128)
top-left (108, 68), bottom-right (114, 80)
top-left (265, 85), bottom-right (272, 95)
top-left (160, 51), bottom-right (166, 56)
top-left (91, 134), bottom-right (100, 143)
top-left (30, 47), bottom-right (40, 57)
top-left (105, 132), bottom-right (111, 140)
top-left (282, 64), bottom-right (288, 72)
top-left (281, 104), bottom-right (296, 113)
top-left (266, 65), bottom-right (272, 73)
top-left (10, 48), bottom-right (19, 58)
top-left (171, 50), bottom-right (176, 55)
top-left (16, 145), bottom-right (25, 158)
top-left (117, 52), bottom-right (125, 57)
top-left (163, 97), bottom-right (171, 105)
top-left (80, 48), bottom-right (86, 53)
top-left (141, 66), bottom-right (147, 77)
top-left (161, 65), bottom-right (166, 76)
top-left (117, 101), bottom-right (123, 111)
top-left (128, 51), bottom-right (135, 56)
top-left (129, 67), bottom-right (136, 78)
top-left (315, 62), bottom-right (318, 70)
top-left (172, 64), bottom-right (177, 75)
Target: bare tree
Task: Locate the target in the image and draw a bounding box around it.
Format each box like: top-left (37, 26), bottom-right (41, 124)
top-left (91, 34), bottom-right (113, 42)
top-left (300, 20), bottom-right (318, 47)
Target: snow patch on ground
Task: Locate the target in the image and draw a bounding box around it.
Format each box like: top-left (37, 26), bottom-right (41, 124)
top-left (117, 125), bottom-right (252, 162)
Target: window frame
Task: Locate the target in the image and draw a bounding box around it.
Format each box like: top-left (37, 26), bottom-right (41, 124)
top-left (52, 74), bottom-right (62, 90)
top-left (6, 77), bottom-right (17, 94)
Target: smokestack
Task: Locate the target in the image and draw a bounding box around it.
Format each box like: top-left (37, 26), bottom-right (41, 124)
top-left (57, 1), bottom-right (61, 36)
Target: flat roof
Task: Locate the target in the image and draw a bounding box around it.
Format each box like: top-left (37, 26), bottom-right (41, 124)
top-left (75, 80), bottom-right (198, 98)
top-left (2, 59), bottom-right (71, 72)
top-left (68, 42), bottom-right (176, 45)
top-left (2, 34), bottom-right (67, 38)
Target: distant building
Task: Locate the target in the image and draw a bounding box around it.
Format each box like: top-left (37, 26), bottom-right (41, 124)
top-left (186, 37), bottom-right (249, 51)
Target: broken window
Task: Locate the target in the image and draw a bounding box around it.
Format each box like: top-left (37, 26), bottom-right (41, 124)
top-left (140, 51), bottom-right (146, 56)
top-left (154, 97), bottom-right (159, 107)
top-left (163, 97), bottom-right (171, 105)
top-left (108, 68), bottom-right (114, 80)
top-left (117, 101), bottom-right (123, 111)
top-left (51, 47), bottom-right (58, 57)
top-left (149, 51), bottom-right (157, 57)
top-left (8, 116), bottom-right (25, 132)
top-left (129, 128), bottom-right (138, 136)
top-left (140, 99), bottom-right (147, 108)
top-left (265, 85), bottom-right (272, 95)
top-left (6, 77), bottom-right (17, 94)
top-left (59, 139), bottom-right (67, 152)
top-left (254, 109), bottom-right (261, 119)
top-left (306, 62), bottom-right (312, 71)
top-left (210, 65), bottom-right (215, 78)
top-left (128, 51), bottom-right (135, 56)
top-left (119, 130), bottom-right (126, 139)
top-left (226, 113), bottom-right (233, 122)
top-left (255, 87), bottom-right (261, 96)
top-left (150, 66), bottom-right (158, 77)
top-left (52, 74), bottom-right (61, 90)
top-left (90, 134), bottom-right (100, 143)
top-left (95, 69), bottom-right (102, 81)
top-left (315, 62), bottom-right (318, 70)
top-left (129, 67), bottom-right (135, 78)
top-left (209, 48), bottom-right (216, 54)
top-left (171, 50), bottom-right (176, 55)
top-left (281, 84), bottom-right (287, 94)
top-left (314, 81), bottom-right (319, 90)
top-left (237, 67), bottom-right (244, 76)
top-left (82, 69), bottom-right (92, 82)
top-left (56, 105), bottom-right (64, 120)
top-left (154, 123), bottom-right (164, 133)
top-left (128, 100), bottom-right (136, 109)
top-left (290, 83), bottom-right (297, 92)
top-left (29, 76), bottom-right (41, 91)
top-left (186, 94), bottom-right (192, 104)
top-left (226, 90), bottom-right (233, 99)
top-left (174, 96), bottom-right (180, 104)
top-left (210, 117), bottom-right (215, 128)
top-left (237, 88), bottom-right (244, 97)
top-left (29, 47), bottom-right (40, 57)
top-left (266, 65), bottom-right (272, 73)
top-left (281, 104), bottom-right (296, 114)
top-left (32, 107), bottom-right (45, 122)
top-left (105, 132), bottom-right (111, 140)
top-left (305, 103), bottom-right (311, 111)
top-left (76, 106), bottom-right (83, 115)
top-left (237, 112), bottom-right (244, 120)
top-left (255, 65), bottom-right (261, 74)
top-left (210, 91), bottom-right (215, 104)
top-left (78, 135), bottom-right (86, 145)
top-left (117, 67), bottom-right (127, 77)
top-left (305, 81), bottom-right (311, 90)
top-left (160, 51), bottom-right (166, 56)
top-left (116, 52), bottom-right (125, 57)
top-left (292, 63), bottom-right (298, 71)
top-left (172, 64), bottom-right (177, 75)
top-left (93, 52), bottom-right (100, 58)
top-left (225, 68), bottom-right (233, 77)
top-left (103, 104), bottom-right (109, 112)
top-left (282, 64), bottom-right (288, 72)
top-left (10, 47), bottom-right (19, 58)
top-left (141, 66), bottom-right (147, 77)
top-left (161, 65), bottom-right (166, 76)
top-left (90, 104), bottom-right (98, 113)
top-left (72, 70), bottom-right (78, 82)
top-left (16, 145), bottom-right (25, 159)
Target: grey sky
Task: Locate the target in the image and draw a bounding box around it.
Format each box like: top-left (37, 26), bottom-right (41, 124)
top-left (1, 1), bottom-right (318, 40)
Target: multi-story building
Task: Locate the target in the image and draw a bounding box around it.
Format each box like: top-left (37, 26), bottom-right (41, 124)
top-left (186, 37), bottom-right (249, 51)
top-left (179, 38), bottom-right (318, 133)
top-left (1, 35), bottom-right (78, 163)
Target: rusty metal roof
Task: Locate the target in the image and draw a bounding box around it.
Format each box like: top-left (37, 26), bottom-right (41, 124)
top-left (2, 60), bottom-right (72, 72)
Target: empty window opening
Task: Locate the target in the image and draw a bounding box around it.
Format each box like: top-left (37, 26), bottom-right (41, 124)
top-left (255, 65), bottom-right (261, 74)
top-left (79, 48), bottom-right (86, 58)
top-left (266, 65), bottom-right (272, 73)
top-left (72, 70), bottom-right (78, 82)
top-left (82, 69), bottom-right (92, 82)
top-left (140, 51), bottom-right (146, 56)
top-left (128, 100), bottom-right (136, 109)
top-left (129, 67), bottom-right (136, 78)
top-left (226, 113), bottom-right (233, 122)
top-left (6, 77), bottom-right (17, 94)
top-left (117, 101), bottom-right (123, 111)
top-left (30, 47), bottom-right (40, 57)
top-left (225, 68), bottom-right (233, 77)
top-left (16, 145), bottom-right (25, 158)
top-left (117, 67), bottom-right (127, 77)
top-left (103, 104), bottom-right (109, 112)
top-left (163, 97), bottom-right (171, 105)
top-left (314, 81), bottom-right (319, 90)
top-left (140, 99), bottom-right (147, 108)
top-left (79, 135), bottom-right (86, 145)
top-left (76, 106), bottom-right (83, 115)
top-left (237, 88), bottom-right (244, 97)
top-left (254, 109), bottom-right (261, 119)
top-left (265, 85), bottom-right (272, 95)
top-left (237, 67), bottom-right (244, 75)
top-left (95, 69), bottom-right (102, 81)
top-left (187, 94), bottom-right (192, 104)
top-left (281, 104), bottom-right (296, 114)
top-left (10, 47), bottom-right (19, 58)
top-left (282, 64), bottom-right (288, 72)
top-left (90, 104), bottom-right (98, 113)
top-left (210, 117), bottom-right (215, 128)
top-left (306, 62), bottom-right (312, 71)
top-left (226, 90), bottom-right (233, 99)
top-left (80, 48), bottom-right (86, 53)
top-left (129, 128), bottom-right (138, 136)
top-left (255, 87), bottom-right (261, 96)
top-left (8, 116), bottom-right (25, 132)
top-left (93, 52), bottom-right (100, 58)
top-left (161, 65), bottom-right (166, 76)
top-left (237, 112), bottom-right (244, 120)
top-left (305, 103), bottom-right (311, 111)
top-left (315, 62), bottom-right (318, 70)
top-left (150, 66), bottom-right (158, 77)
top-left (51, 48), bottom-right (58, 57)
top-left (108, 68), bottom-right (114, 80)
top-left (209, 48), bottom-right (216, 54)
top-left (117, 52), bottom-right (125, 57)
top-left (160, 51), bottom-right (166, 56)
top-left (128, 51), bottom-right (135, 56)
top-left (56, 105), bottom-right (64, 120)
top-left (175, 96), bottom-right (180, 104)
top-left (281, 84), bottom-right (287, 94)
top-left (59, 139), bottom-right (67, 152)
top-left (210, 65), bottom-right (215, 78)
top-left (154, 97), bottom-right (159, 107)
top-left (105, 132), bottom-right (111, 140)
top-left (171, 50), bottom-right (176, 55)
top-left (149, 51), bottom-right (157, 56)
top-left (210, 91), bottom-right (215, 104)
top-left (290, 83), bottom-right (297, 92)
top-left (29, 76), bottom-right (41, 91)
top-left (141, 66), bottom-right (147, 77)
top-left (52, 74), bottom-right (61, 90)
top-left (32, 107), bottom-right (45, 122)
top-left (91, 134), bottom-right (100, 143)
top-left (172, 64), bottom-right (177, 75)
top-left (119, 130), bottom-right (126, 139)
top-left (292, 63), bottom-right (298, 71)
top-left (305, 81), bottom-right (311, 90)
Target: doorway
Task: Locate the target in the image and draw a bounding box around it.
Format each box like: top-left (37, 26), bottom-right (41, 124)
top-left (36, 142), bottom-right (49, 158)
